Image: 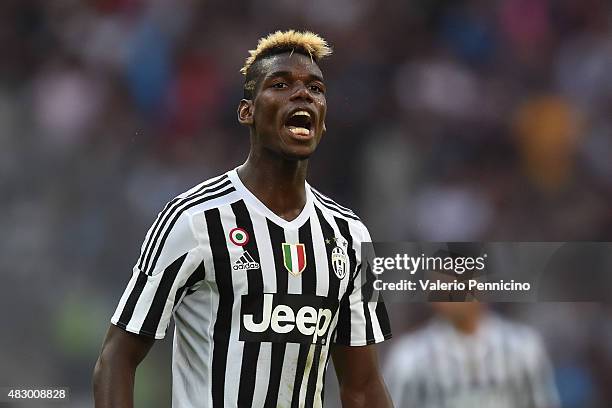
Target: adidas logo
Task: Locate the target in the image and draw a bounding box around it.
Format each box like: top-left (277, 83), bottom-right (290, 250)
top-left (233, 251), bottom-right (260, 271)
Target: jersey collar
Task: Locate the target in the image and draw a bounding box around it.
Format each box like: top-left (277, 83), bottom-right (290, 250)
top-left (228, 168), bottom-right (314, 229)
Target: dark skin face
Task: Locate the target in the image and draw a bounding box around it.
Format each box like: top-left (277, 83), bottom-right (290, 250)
top-left (238, 52), bottom-right (327, 160)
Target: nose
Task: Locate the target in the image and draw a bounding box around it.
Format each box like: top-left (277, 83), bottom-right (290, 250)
top-left (289, 82), bottom-right (314, 103)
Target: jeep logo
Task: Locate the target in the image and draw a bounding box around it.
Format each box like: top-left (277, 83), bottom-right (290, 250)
top-left (240, 294), bottom-right (338, 345)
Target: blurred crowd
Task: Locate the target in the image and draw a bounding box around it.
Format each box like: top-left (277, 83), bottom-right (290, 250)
top-left (1, 0), bottom-right (611, 407)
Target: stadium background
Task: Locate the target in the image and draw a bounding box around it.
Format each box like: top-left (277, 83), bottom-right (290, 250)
top-left (1, 0), bottom-right (612, 406)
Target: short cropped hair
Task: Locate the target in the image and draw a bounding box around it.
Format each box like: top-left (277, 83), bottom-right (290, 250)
top-left (241, 30), bottom-right (332, 99)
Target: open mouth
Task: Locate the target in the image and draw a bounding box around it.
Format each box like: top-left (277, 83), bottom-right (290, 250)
top-left (284, 110), bottom-right (313, 137)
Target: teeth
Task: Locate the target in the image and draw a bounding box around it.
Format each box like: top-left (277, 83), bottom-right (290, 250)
top-left (288, 126), bottom-right (310, 136)
top-left (291, 110), bottom-right (311, 118)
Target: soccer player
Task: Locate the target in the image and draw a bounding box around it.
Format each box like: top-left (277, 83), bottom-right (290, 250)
top-left (93, 30), bottom-right (393, 408)
top-left (384, 302), bottom-right (560, 408)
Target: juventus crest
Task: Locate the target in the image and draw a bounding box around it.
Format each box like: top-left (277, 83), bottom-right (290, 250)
top-left (330, 236), bottom-right (349, 279)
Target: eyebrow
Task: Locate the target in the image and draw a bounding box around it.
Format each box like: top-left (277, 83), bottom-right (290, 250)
top-left (266, 70), bottom-right (325, 83)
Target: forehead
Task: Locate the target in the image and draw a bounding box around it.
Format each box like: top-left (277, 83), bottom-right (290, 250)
top-left (259, 52), bottom-right (324, 80)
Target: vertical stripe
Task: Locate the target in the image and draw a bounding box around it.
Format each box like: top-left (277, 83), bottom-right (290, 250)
top-left (333, 215), bottom-right (358, 345)
top-left (335, 271), bottom-right (354, 345)
top-left (173, 261), bottom-right (206, 310)
top-left (247, 211), bottom-right (277, 407)
top-left (304, 344), bottom-right (323, 408)
top-left (232, 200), bottom-right (263, 408)
top-left (362, 295), bottom-right (374, 344)
top-left (349, 220), bottom-right (376, 344)
top-left (116, 272), bottom-right (148, 328)
top-left (156, 252), bottom-right (205, 333)
top-left (264, 343), bottom-right (287, 408)
top-left (251, 342), bottom-right (272, 407)
top-left (314, 347), bottom-right (330, 408)
top-left (276, 343), bottom-right (300, 406)
top-left (317, 209), bottom-right (341, 298)
top-left (290, 345), bottom-right (310, 408)
top-left (309, 207), bottom-right (329, 298)
top-left (191, 211), bottom-right (218, 408)
top-left (315, 299), bottom-right (343, 408)
top-left (140, 253), bottom-right (187, 335)
top-left (263, 220), bottom-right (288, 408)
top-left (375, 301), bottom-right (391, 337)
top-left (298, 344), bottom-right (318, 407)
top-left (294, 219), bottom-right (320, 405)
top-left (284, 226), bottom-right (306, 408)
top-left (111, 269), bottom-right (139, 324)
top-left (206, 208), bottom-right (233, 408)
top-left (236, 345), bottom-right (260, 404)
top-left (367, 300), bottom-right (385, 342)
top-left (298, 220), bottom-right (316, 294)
top-left (268, 221), bottom-right (288, 294)
top-left (306, 209), bottom-right (336, 406)
top-left (219, 205), bottom-right (248, 407)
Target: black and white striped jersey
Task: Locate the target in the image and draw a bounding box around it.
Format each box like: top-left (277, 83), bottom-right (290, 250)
top-left (384, 315), bottom-right (560, 408)
top-left (111, 168), bottom-right (392, 408)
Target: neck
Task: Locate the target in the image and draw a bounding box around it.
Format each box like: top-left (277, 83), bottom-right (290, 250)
top-left (237, 150), bottom-right (309, 221)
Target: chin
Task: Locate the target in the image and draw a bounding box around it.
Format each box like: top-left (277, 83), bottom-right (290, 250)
top-left (281, 149), bottom-right (315, 161)
top-left (278, 140), bottom-right (319, 161)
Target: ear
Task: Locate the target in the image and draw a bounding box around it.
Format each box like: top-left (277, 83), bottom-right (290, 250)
top-left (237, 99), bottom-right (254, 126)
top-left (323, 123), bottom-right (327, 133)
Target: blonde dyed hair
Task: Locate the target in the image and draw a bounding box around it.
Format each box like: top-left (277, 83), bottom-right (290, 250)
top-left (240, 30), bottom-right (332, 76)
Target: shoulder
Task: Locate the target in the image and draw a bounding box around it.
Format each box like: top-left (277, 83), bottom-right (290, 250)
top-left (153, 171), bottom-right (243, 231)
top-left (136, 172), bottom-right (239, 275)
top-left (309, 185), bottom-right (373, 243)
top-left (309, 185), bottom-right (361, 221)
top-left (171, 172), bottom-right (239, 215)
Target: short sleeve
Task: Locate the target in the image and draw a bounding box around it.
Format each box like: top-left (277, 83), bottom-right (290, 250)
top-left (111, 208), bottom-right (204, 339)
top-left (334, 222), bottom-right (392, 346)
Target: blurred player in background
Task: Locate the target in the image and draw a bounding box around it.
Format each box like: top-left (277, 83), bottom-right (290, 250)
top-left (93, 30), bottom-right (392, 408)
top-left (384, 302), bottom-right (559, 408)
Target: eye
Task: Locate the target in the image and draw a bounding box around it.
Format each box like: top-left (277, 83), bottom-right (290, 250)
top-left (272, 82), bottom-right (288, 89)
top-left (309, 84), bottom-right (324, 94)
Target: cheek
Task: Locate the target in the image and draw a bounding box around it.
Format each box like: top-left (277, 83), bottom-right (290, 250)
top-left (316, 98), bottom-right (327, 115)
top-left (256, 98), bottom-right (282, 122)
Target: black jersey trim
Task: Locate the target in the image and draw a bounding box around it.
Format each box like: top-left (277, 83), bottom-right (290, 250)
top-left (310, 189), bottom-right (360, 221)
top-left (310, 188), bottom-right (360, 218)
